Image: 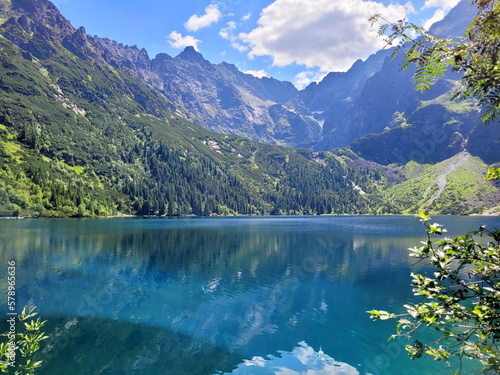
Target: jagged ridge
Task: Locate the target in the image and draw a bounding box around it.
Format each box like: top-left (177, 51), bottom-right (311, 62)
top-left (0, 0), bottom-right (498, 217)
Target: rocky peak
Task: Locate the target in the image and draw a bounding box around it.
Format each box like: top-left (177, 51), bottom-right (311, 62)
top-left (176, 46), bottom-right (208, 65)
top-left (75, 25), bottom-right (86, 37)
top-left (152, 53), bottom-right (172, 64)
top-left (69, 26), bottom-right (89, 47)
top-left (62, 26), bottom-right (97, 60)
top-left (10, 0), bottom-right (74, 36)
top-left (136, 48), bottom-right (150, 70)
top-left (219, 61), bottom-right (240, 74)
top-left (1, 0), bottom-right (74, 59)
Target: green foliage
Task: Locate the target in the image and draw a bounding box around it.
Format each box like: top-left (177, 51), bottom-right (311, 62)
top-left (413, 50), bottom-right (448, 92)
top-left (485, 168), bottom-right (500, 180)
top-left (0, 306), bottom-right (47, 375)
top-left (371, 0), bottom-right (500, 123)
top-left (369, 214), bottom-right (500, 374)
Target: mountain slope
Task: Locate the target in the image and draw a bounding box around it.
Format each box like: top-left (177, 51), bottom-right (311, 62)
top-left (149, 48), bottom-right (319, 147)
top-left (0, 0), bottom-right (497, 217)
top-left (0, 0), bottom-right (385, 217)
top-left (303, 0), bottom-right (498, 165)
top-left (382, 152), bottom-right (500, 214)
top-left (0, 0), bottom-right (322, 149)
top-left (9, 0), bottom-right (490, 163)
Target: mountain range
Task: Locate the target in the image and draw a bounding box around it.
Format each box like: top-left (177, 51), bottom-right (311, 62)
top-left (0, 0), bottom-right (498, 217)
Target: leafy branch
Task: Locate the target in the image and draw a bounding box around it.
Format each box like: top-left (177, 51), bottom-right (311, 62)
top-left (369, 213), bottom-right (500, 374)
top-left (0, 306), bottom-right (47, 375)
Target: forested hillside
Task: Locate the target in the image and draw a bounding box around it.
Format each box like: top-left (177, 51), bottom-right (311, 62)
top-left (0, 0), bottom-right (498, 217)
top-left (0, 0), bottom-right (383, 217)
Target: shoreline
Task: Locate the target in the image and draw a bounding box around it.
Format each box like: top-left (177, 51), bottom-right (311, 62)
top-left (1, 212), bottom-right (499, 220)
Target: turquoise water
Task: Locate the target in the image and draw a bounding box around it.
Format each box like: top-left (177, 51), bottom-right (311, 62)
top-left (0, 216), bottom-right (498, 374)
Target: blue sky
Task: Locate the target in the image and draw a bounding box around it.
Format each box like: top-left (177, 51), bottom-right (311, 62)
top-left (52, 0), bottom-right (461, 88)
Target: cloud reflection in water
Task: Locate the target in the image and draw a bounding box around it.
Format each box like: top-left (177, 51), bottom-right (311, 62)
top-left (220, 341), bottom-right (360, 375)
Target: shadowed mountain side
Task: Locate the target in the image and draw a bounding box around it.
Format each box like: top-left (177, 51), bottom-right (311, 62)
top-left (349, 102), bottom-right (481, 165)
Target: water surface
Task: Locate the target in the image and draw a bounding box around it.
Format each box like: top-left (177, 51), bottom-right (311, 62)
top-left (1, 215), bottom-right (498, 374)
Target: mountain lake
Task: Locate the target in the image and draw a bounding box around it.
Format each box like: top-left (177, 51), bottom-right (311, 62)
top-left (1, 215), bottom-right (499, 375)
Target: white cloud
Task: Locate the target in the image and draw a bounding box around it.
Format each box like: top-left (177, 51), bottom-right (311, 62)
top-left (219, 21), bottom-right (237, 38)
top-left (185, 4), bottom-right (222, 32)
top-left (423, 8), bottom-right (445, 30)
top-left (233, 42), bottom-right (249, 52)
top-left (422, 0), bottom-right (460, 10)
top-left (241, 13), bottom-right (251, 21)
top-left (168, 31), bottom-right (201, 51)
top-left (294, 71), bottom-right (328, 90)
top-left (404, 1), bottom-right (417, 14)
top-left (229, 341), bottom-right (360, 375)
top-left (240, 0), bottom-right (408, 72)
top-left (219, 21), bottom-right (248, 52)
top-left (243, 69), bottom-right (268, 78)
